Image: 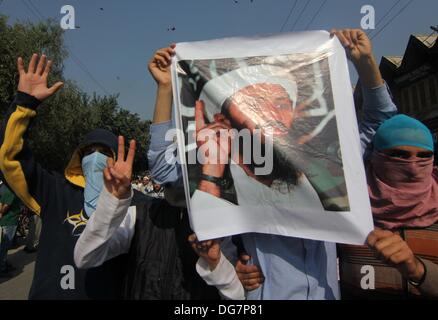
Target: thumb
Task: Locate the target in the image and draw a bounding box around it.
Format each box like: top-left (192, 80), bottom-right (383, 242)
top-left (47, 81), bottom-right (64, 95)
top-left (103, 167), bottom-right (112, 183)
top-left (188, 234), bottom-right (197, 244)
top-left (239, 254), bottom-right (251, 264)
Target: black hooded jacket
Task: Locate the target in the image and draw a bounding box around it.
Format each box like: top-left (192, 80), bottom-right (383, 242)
top-left (0, 92), bottom-right (124, 299)
top-left (122, 192), bottom-right (220, 300)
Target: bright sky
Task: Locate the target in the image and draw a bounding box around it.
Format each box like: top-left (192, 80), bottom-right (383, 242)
top-left (1, 0), bottom-right (436, 120)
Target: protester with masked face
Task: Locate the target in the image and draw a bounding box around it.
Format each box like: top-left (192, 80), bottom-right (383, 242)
top-left (146, 29), bottom-right (398, 299)
top-left (73, 46), bottom-right (220, 300)
top-left (0, 54), bottom-right (131, 299)
top-left (338, 115), bottom-right (438, 299)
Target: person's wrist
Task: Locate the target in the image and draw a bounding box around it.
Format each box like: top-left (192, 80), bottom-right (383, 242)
top-left (208, 253), bottom-right (221, 271)
top-left (201, 165), bottom-right (225, 178)
top-left (353, 54), bottom-right (376, 69)
top-left (409, 257), bottom-right (426, 283)
top-left (15, 91), bottom-right (42, 109)
top-left (198, 180), bottom-right (221, 197)
top-left (157, 83), bottom-right (172, 91)
top-left (113, 186), bottom-right (132, 200)
top-left (355, 54), bottom-right (384, 88)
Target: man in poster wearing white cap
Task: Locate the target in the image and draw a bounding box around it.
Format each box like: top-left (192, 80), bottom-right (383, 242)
top-left (191, 62), bottom-right (337, 220)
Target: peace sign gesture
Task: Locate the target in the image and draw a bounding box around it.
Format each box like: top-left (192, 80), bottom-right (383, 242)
top-left (103, 136), bottom-right (136, 199)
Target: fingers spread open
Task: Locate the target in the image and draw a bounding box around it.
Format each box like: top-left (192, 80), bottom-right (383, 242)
top-left (17, 57), bottom-right (25, 75)
top-left (43, 60), bottom-right (53, 78)
top-left (117, 136), bottom-right (125, 161)
top-left (36, 54), bottom-right (46, 75)
top-left (28, 53), bottom-right (38, 73)
top-left (47, 82), bottom-right (64, 95)
top-left (126, 139), bottom-right (136, 167)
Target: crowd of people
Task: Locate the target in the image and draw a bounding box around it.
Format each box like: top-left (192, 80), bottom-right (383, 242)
top-left (0, 28), bottom-right (437, 300)
top-left (0, 181), bottom-right (41, 277)
top-left (131, 175), bottom-right (164, 198)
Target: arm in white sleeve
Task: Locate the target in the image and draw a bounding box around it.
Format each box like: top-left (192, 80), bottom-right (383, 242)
top-left (74, 186), bottom-right (136, 269)
top-left (196, 253), bottom-right (245, 300)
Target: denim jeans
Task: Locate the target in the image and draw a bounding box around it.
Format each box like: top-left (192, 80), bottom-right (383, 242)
top-left (0, 225), bottom-right (17, 271)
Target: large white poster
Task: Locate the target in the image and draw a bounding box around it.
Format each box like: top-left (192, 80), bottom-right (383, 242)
top-left (171, 31), bottom-right (373, 245)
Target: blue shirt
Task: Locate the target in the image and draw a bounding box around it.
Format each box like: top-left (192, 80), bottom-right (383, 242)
top-left (147, 84), bottom-right (398, 300)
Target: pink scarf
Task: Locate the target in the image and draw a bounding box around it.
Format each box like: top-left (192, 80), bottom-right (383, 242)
top-left (367, 151), bottom-right (438, 230)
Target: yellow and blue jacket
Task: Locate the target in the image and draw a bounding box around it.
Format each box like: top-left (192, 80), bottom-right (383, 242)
top-left (0, 92), bottom-right (124, 299)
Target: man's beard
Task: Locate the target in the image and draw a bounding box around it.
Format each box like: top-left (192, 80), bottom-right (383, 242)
top-left (243, 133), bottom-right (302, 187)
top-left (222, 107), bottom-right (303, 187)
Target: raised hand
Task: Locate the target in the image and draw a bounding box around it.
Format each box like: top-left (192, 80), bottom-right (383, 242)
top-left (17, 53), bottom-right (64, 101)
top-left (188, 234), bottom-right (222, 271)
top-left (330, 28), bottom-right (383, 88)
top-left (103, 136), bottom-right (136, 199)
top-left (148, 44), bottom-right (176, 87)
top-left (330, 29), bottom-right (373, 65)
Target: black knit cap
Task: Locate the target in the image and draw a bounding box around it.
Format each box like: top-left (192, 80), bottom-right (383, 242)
top-left (80, 129), bottom-right (118, 153)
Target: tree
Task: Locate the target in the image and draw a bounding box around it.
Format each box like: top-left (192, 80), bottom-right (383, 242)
top-left (0, 16), bottom-right (150, 174)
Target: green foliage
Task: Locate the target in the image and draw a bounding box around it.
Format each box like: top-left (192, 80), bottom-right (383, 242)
top-left (0, 16), bottom-right (150, 174)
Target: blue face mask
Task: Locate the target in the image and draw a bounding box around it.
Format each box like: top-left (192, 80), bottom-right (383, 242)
top-left (82, 151), bottom-right (108, 218)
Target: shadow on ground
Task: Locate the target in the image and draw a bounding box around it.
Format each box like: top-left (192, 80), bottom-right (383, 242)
top-left (0, 237), bottom-right (36, 285)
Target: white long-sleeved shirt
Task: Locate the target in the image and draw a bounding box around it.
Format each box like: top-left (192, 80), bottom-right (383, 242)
top-left (196, 248), bottom-right (245, 300)
top-left (74, 187), bottom-right (136, 269)
top-left (73, 186), bottom-right (245, 299)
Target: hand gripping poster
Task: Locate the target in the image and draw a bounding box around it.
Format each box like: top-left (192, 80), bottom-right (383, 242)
top-left (170, 31), bottom-right (373, 245)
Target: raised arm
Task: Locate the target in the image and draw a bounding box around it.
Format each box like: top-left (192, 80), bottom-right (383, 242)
top-left (149, 45), bottom-right (175, 124)
top-left (0, 54), bottom-right (63, 216)
top-left (146, 45), bottom-right (183, 186)
top-left (331, 29), bottom-right (398, 154)
top-left (74, 136), bottom-right (137, 268)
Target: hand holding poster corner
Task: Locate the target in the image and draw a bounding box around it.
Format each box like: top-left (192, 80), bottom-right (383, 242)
top-left (171, 31), bottom-right (374, 245)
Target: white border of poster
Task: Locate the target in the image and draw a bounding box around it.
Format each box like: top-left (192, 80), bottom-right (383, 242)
top-left (171, 30), bottom-right (373, 245)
